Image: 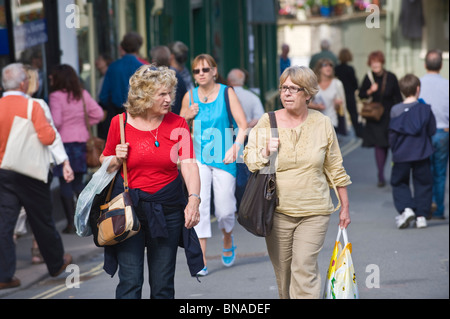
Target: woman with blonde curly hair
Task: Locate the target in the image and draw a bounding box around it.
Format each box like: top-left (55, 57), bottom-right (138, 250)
top-left (100, 65), bottom-right (203, 299)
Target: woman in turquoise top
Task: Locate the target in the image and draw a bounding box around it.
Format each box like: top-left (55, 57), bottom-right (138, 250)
top-left (181, 54), bottom-right (247, 275)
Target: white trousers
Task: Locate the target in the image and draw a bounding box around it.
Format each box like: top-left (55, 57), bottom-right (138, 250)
top-left (195, 163), bottom-right (236, 238)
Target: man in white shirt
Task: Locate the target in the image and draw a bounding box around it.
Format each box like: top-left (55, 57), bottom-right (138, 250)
top-left (419, 49), bottom-right (449, 219)
top-left (227, 68), bottom-right (265, 209)
top-left (227, 69), bottom-right (264, 129)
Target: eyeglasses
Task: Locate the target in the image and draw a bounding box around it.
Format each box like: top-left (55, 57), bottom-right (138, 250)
top-left (321, 63), bottom-right (333, 68)
top-left (279, 85), bottom-right (304, 94)
top-left (192, 67), bottom-right (211, 75)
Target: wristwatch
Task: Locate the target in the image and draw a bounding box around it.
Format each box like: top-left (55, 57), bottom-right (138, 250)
top-left (189, 193), bottom-right (201, 203)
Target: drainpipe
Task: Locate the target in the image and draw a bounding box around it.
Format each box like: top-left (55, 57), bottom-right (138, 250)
top-left (385, 0), bottom-right (392, 71)
top-left (87, 1), bottom-right (96, 96)
top-left (246, 0), bottom-right (255, 88)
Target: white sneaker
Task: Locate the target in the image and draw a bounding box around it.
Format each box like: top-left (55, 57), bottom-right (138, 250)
top-left (416, 216), bottom-right (427, 228)
top-left (197, 266), bottom-right (208, 276)
top-left (396, 208), bottom-right (415, 229)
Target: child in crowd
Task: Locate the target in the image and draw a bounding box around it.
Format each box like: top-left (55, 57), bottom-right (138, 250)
top-left (389, 74), bottom-right (436, 229)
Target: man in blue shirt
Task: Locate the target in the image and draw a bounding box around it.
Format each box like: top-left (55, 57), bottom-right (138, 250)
top-left (279, 44), bottom-right (291, 75)
top-left (98, 32), bottom-right (144, 138)
top-left (419, 50), bottom-right (449, 220)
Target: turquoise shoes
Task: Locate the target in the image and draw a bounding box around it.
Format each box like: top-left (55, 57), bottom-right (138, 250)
top-left (222, 235), bottom-right (236, 267)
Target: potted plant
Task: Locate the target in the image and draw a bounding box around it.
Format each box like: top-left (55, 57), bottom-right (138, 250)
top-left (307, 0), bottom-right (321, 16)
top-left (320, 0), bottom-right (337, 16)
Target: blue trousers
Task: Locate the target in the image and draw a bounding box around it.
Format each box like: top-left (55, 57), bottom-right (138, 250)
top-left (114, 209), bottom-right (184, 299)
top-left (391, 158), bottom-right (433, 217)
top-left (430, 129), bottom-right (449, 217)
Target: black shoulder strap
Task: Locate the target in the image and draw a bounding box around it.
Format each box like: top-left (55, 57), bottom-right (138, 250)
top-left (266, 111), bottom-right (278, 173)
top-left (268, 111), bottom-right (278, 138)
top-left (224, 86), bottom-right (234, 129)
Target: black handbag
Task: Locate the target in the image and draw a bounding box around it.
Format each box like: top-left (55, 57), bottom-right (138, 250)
top-left (237, 112), bottom-right (278, 237)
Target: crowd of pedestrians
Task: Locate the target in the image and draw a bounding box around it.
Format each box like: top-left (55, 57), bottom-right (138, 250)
top-left (0, 31), bottom-right (447, 300)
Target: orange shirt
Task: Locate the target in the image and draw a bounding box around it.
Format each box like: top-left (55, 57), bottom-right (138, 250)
top-left (0, 94), bottom-right (55, 165)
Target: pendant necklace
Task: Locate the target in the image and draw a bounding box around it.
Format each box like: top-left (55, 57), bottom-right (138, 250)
top-left (200, 84), bottom-right (216, 103)
top-left (150, 128), bottom-right (160, 148)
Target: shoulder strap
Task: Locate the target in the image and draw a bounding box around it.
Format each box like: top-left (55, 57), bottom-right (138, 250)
top-left (268, 111), bottom-right (278, 138)
top-left (27, 99), bottom-right (33, 120)
top-left (266, 112), bottom-right (278, 173)
top-left (380, 71), bottom-right (388, 96)
top-left (224, 86), bottom-right (234, 129)
top-left (118, 113), bottom-right (129, 191)
top-left (189, 89), bottom-right (194, 106)
top-left (81, 94), bottom-right (94, 139)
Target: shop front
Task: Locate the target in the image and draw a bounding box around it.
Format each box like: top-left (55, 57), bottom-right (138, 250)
top-left (0, 0), bottom-right (60, 100)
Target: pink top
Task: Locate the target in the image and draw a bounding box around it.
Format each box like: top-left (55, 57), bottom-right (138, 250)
top-left (50, 89), bottom-right (104, 143)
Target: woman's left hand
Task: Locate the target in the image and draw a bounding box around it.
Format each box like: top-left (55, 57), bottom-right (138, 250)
top-left (184, 197), bottom-right (200, 229)
top-left (223, 143), bottom-right (240, 164)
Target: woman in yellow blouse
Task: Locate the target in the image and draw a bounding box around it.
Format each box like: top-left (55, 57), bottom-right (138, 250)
top-left (243, 65), bottom-right (351, 299)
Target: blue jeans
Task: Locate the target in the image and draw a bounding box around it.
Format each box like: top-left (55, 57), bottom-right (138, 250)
top-left (235, 162), bottom-right (251, 210)
top-left (430, 129), bottom-right (449, 217)
top-left (115, 210), bottom-right (184, 299)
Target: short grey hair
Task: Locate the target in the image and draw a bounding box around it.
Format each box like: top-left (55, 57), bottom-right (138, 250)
top-left (227, 68), bottom-right (245, 86)
top-left (168, 41), bottom-right (189, 65)
top-left (2, 63), bottom-right (27, 91)
top-left (320, 39), bottom-right (331, 50)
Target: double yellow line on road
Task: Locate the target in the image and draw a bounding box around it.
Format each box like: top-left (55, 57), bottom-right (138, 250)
top-left (30, 262), bottom-right (104, 299)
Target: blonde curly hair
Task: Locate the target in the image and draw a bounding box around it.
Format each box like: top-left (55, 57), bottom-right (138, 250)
top-left (124, 64), bottom-right (177, 117)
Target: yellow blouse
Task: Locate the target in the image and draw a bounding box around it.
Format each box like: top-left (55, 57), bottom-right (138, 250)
top-left (243, 110), bottom-right (351, 217)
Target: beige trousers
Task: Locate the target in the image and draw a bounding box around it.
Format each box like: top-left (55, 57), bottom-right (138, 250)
top-left (265, 212), bottom-right (330, 299)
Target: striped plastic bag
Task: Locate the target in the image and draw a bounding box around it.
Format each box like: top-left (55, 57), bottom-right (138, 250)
top-left (323, 227), bottom-right (359, 299)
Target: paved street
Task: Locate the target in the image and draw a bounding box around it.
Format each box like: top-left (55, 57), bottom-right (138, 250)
top-left (1, 136), bottom-right (448, 301)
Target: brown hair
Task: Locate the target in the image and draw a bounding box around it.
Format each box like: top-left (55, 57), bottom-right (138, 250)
top-left (120, 32), bottom-right (143, 54)
top-left (338, 48), bottom-right (353, 64)
top-left (313, 58), bottom-right (335, 83)
top-left (191, 53), bottom-right (217, 70)
top-left (367, 51), bottom-right (385, 66)
top-left (50, 64), bottom-right (83, 102)
top-left (398, 74), bottom-right (420, 98)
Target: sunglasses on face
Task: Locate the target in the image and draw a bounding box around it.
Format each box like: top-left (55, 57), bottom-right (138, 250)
top-left (279, 85), bottom-right (304, 94)
top-left (321, 63), bottom-right (333, 68)
top-left (192, 67), bottom-right (211, 75)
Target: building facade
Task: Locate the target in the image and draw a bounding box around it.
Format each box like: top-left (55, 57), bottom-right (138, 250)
top-left (0, 0), bottom-right (278, 108)
top-left (278, 0), bottom-right (449, 82)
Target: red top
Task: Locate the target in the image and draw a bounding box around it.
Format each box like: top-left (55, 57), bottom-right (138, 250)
top-left (103, 112), bottom-right (195, 194)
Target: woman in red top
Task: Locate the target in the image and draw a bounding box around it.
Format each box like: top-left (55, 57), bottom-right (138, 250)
top-left (100, 65), bottom-right (201, 299)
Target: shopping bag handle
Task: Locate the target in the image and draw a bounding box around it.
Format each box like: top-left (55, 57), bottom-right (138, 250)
top-left (336, 226), bottom-right (349, 246)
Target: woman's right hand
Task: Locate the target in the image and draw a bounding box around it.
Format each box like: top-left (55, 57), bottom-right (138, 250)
top-left (262, 137), bottom-right (280, 158)
top-left (115, 142), bottom-right (129, 164)
top-left (185, 103), bottom-right (199, 121)
top-left (367, 82), bottom-right (378, 95)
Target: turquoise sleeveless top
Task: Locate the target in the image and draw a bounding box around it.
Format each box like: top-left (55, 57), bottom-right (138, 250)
top-left (190, 84), bottom-right (237, 177)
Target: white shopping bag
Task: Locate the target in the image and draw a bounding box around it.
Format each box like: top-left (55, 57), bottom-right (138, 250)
top-left (1, 99), bottom-right (51, 182)
top-left (74, 156), bottom-right (116, 237)
top-left (323, 227), bottom-right (359, 299)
